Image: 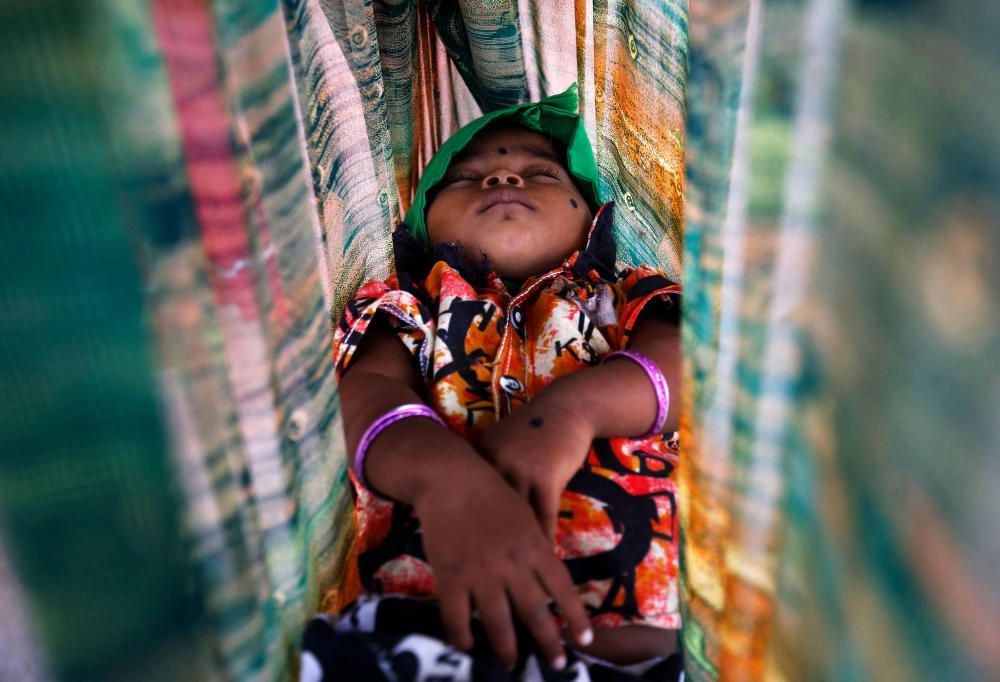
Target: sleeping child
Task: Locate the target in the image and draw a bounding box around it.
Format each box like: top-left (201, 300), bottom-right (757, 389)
top-left (302, 85), bottom-right (684, 682)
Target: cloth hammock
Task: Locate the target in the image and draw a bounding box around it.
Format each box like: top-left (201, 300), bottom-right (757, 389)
top-left (1, 0), bottom-right (997, 681)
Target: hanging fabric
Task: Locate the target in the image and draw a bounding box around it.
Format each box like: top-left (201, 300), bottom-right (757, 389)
top-left (1, 1), bottom-right (996, 680)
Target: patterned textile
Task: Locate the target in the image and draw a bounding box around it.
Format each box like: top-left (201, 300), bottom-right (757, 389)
top-left (681, 1), bottom-right (1000, 680)
top-left (332, 204), bottom-right (683, 630)
top-left (2, 1), bottom-right (998, 681)
top-left (300, 595), bottom-right (685, 682)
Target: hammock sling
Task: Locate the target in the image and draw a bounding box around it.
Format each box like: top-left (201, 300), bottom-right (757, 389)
top-left (1, 1), bottom-right (997, 681)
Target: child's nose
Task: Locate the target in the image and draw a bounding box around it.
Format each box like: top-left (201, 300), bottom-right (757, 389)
top-left (481, 170), bottom-right (524, 189)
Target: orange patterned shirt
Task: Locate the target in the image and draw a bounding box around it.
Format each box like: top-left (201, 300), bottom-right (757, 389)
top-left (333, 207), bottom-right (682, 629)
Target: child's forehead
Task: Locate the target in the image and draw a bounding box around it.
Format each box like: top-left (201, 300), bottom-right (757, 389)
top-left (449, 126), bottom-right (563, 166)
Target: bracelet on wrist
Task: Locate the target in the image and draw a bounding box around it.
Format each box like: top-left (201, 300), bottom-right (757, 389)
top-left (600, 350), bottom-right (670, 437)
top-left (354, 404), bottom-right (446, 489)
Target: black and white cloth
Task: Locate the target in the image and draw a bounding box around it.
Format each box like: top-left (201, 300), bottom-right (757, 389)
top-left (301, 596), bottom-right (684, 682)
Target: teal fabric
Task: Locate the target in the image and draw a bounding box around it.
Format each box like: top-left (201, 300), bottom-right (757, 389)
top-left (680, 1), bottom-right (1000, 680)
top-left (0, 2), bottom-right (202, 679)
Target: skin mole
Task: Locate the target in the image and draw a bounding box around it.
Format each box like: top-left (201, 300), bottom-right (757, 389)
top-left (570, 198), bottom-right (578, 208)
top-left (497, 146), bottom-right (508, 155)
top-left (529, 417), bottom-right (544, 428)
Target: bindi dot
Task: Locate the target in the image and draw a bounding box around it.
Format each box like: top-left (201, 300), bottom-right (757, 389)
top-left (570, 198), bottom-right (578, 208)
top-left (529, 417), bottom-right (544, 428)
top-left (497, 147), bottom-right (508, 155)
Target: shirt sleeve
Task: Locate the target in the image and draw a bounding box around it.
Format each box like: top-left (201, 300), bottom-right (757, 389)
top-left (331, 277), bottom-right (436, 382)
top-left (614, 264), bottom-right (683, 348)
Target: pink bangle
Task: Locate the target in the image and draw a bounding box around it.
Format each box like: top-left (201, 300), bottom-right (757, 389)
top-left (354, 404), bottom-right (446, 489)
top-left (601, 350), bottom-right (670, 437)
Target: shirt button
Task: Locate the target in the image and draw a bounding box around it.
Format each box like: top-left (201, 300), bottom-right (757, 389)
top-left (499, 376), bottom-right (523, 394)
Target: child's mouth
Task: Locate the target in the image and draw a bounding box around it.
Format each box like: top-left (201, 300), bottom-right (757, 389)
top-left (478, 189), bottom-right (536, 213)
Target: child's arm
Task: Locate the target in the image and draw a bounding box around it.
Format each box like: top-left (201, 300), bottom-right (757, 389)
top-left (476, 313), bottom-right (680, 539)
top-left (556, 312), bottom-right (682, 435)
top-left (338, 321), bottom-right (593, 669)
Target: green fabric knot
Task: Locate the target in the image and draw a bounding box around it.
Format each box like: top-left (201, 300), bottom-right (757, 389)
top-left (522, 103), bottom-right (542, 129)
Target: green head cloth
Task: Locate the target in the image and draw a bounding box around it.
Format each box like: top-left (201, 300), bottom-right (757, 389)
top-left (402, 83), bottom-right (603, 249)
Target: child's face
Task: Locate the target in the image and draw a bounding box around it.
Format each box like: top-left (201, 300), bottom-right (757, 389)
top-left (425, 126), bottom-right (593, 280)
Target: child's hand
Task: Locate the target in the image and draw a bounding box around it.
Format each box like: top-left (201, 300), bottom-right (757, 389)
top-left (475, 399), bottom-right (595, 541)
top-left (413, 459), bottom-right (593, 670)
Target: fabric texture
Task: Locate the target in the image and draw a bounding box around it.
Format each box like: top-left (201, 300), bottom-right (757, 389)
top-left (332, 204), bottom-right (683, 630)
top-left (300, 595), bottom-right (685, 682)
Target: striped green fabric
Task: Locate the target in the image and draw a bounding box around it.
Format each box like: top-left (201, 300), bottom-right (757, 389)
top-left (0, 1), bottom-right (204, 680)
top-left (1, 1), bottom-right (997, 681)
top-left (681, 1), bottom-right (1000, 680)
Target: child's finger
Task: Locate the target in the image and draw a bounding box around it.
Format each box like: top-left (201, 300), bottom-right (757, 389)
top-left (473, 585), bottom-right (518, 669)
top-left (531, 486), bottom-right (561, 542)
top-left (508, 576), bottom-right (567, 670)
top-left (536, 555), bottom-right (593, 649)
top-left (438, 584), bottom-right (473, 652)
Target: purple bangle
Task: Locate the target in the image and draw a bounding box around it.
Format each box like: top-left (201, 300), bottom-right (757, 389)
top-left (354, 404), bottom-right (446, 489)
top-left (601, 350), bottom-right (670, 438)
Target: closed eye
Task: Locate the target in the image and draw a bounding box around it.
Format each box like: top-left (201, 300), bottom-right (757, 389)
top-left (525, 167), bottom-right (563, 180)
top-left (442, 172), bottom-right (480, 185)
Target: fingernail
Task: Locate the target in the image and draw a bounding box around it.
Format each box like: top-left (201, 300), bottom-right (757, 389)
top-left (578, 628), bottom-right (594, 646)
top-left (551, 654), bottom-right (567, 670)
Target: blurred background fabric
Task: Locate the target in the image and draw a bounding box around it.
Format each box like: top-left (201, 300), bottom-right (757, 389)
top-left (0, 0), bottom-right (997, 680)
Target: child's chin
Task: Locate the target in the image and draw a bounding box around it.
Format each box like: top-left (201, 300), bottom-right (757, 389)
top-left (488, 251), bottom-right (563, 281)
top-left (473, 222), bottom-right (578, 278)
